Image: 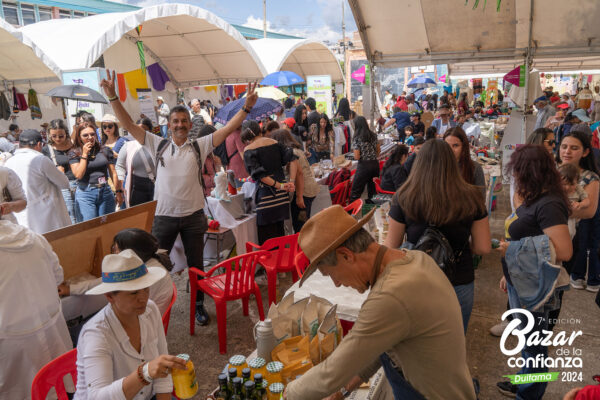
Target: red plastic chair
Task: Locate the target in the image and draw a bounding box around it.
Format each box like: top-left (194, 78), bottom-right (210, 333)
top-left (329, 180), bottom-right (348, 206)
top-left (379, 159), bottom-right (386, 170)
top-left (162, 282), bottom-right (177, 335)
top-left (373, 177), bottom-right (395, 195)
top-left (246, 233), bottom-right (300, 306)
top-left (344, 199), bottom-right (363, 216)
top-left (31, 349), bottom-right (77, 400)
top-left (188, 251), bottom-right (268, 354)
top-left (294, 251), bottom-right (310, 278)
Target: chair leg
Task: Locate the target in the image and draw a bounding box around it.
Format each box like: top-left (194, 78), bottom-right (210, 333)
top-left (266, 268), bottom-right (277, 306)
top-left (216, 300), bottom-right (228, 354)
top-left (189, 273), bottom-right (196, 336)
top-left (254, 284), bottom-right (265, 321)
top-left (291, 269), bottom-right (299, 283)
top-left (242, 295), bottom-right (249, 316)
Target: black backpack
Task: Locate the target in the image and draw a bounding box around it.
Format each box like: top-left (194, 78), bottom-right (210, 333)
top-left (414, 226), bottom-right (464, 280)
top-left (212, 141), bottom-right (238, 167)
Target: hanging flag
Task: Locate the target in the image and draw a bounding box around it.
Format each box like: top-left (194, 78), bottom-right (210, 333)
top-left (503, 65), bottom-right (526, 87)
top-left (135, 25), bottom-right (146, 74)
top-left (351, 65), bottom-right (366, 84)
top-left (439, 74), bottom-right (447, 83)
top-left (117, 73), bottom-right (127, 102)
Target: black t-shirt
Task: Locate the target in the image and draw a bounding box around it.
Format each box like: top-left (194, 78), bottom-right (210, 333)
top-left (505, 194), bottom-right (568, 241)
top-left (411, 121), bottom-right (425, 136)
top-left (389, 195), bottom-right (488, 286)
top-left (42, 145), bottom-right (76, 181)
top-left (68, 147), bottom-right (114, 186)
top-left (380, 164), bottom-right (407, 192)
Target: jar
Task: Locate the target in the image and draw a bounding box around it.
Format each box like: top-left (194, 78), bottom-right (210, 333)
top-left (265, 361), bottom-right (283, 385)
top-left (248, 357), bottom-right (267, 379)
top-left (267, 382), bottom-right (285, 400)
top-left (171, 354), bottom-right (198, 399)
top-left (228, 354), bottom-right (248, 377)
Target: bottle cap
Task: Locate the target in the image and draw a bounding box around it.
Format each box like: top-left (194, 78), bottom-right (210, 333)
top-left (254, 373), bottom-right (263, 382)
top-left (218, 373), bottom-right (227, 382)
top-left (248, 357), bottom-right (266, 368)
top-left (176, 353), bottom-right (190, 363)
top-left (242, 368), bottom-right (251, 376)
top-left (266, 361), bottom-right (283, 373)
top-left (269, 382), bottom-right (284, 393)
top-left (244, 380), bottom-right (256, 389)
top-left (229, 354), bottom-right (246, 366)
top-left (233, 377), bottom-right (242, 386)
top-left (228, 368), bottom-right (238, 377)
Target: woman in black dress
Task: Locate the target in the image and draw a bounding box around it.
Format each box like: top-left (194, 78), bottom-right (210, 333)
top-left (242, 126), bottom-right (298, 244)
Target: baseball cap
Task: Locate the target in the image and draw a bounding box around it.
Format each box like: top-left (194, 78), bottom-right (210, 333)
top-left (284, 117), bottom-right (296, 129)
top-left (19, 129), bottom-right (43, 146)
top-left (572, 108), bottom-right (591, 122)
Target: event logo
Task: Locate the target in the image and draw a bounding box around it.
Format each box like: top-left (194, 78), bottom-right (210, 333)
top-left (500, 309), bottom-right (584, 384)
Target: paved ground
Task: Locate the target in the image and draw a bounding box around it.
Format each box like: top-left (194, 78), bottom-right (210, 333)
top-left (165, 186), bottom-right (600, 399)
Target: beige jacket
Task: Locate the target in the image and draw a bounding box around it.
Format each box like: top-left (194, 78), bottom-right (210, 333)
top-left (286, 250), bottom-right (476, 400)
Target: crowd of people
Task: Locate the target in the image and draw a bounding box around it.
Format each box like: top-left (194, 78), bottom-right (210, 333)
top-left (1, 71), bottom-right (600, 400)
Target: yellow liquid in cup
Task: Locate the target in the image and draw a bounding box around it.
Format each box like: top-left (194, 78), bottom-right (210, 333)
top-left (172, 360), bottom-right (198, 399)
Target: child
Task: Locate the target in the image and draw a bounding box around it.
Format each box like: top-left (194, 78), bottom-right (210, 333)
top-left (559, 163), bottom-right (590, 238)
top-left (404, 125), bottom-right (414, 145)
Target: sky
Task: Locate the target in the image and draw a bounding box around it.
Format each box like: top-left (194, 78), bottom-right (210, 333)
top-left (113, 0), bottom-right (358, 43)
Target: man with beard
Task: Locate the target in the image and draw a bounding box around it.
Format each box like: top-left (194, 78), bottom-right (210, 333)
top-left (101, 69), bottom-right (258, 326)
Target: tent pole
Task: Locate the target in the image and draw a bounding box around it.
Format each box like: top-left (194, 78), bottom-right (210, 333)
top-left (521, 0), bottom-right (534, 143)
top-left (369, 62), bottom-right (375, 129)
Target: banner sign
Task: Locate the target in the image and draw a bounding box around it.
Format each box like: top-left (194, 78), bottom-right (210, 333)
top-left (307, 75), bottom-right (333, 117)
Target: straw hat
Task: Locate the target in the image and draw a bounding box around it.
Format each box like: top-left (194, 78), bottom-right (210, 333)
top-left (298, 205), bottom-right (375, 286)
top-left (333, 155), bottom-right (351, 168)
top-left (101, 113), bottom-right (118, 124)
top-left (86, 249), bottom-right (166, 295)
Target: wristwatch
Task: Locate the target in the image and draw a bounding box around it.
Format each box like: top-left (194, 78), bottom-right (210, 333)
top-left (242, 105), bottom-right (252, 113)
top-left (339, 387), bottom-right (350, 398)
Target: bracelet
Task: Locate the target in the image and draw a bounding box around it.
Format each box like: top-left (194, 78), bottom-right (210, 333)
top-left (107, 95), bottom-right (119, 102)
top-left (137, 363), bottom-right (151, 386)
top-left (241, 105), bottom-right (252, 113)
top-left (116, 189), bottom-right (124, 193)
top-left (142, 362), bottom-right (154, 383)
top-left (80, 156), bottom-right (88, 160)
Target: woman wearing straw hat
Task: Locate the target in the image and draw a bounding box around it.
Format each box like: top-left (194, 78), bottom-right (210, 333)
top-left (73, 249), bottom-right (186, 400)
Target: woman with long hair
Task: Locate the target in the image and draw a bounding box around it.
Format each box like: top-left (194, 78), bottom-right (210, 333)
top-left (307, 113), bottom-right (334, 164)
top-left (69, 123), bottom-right (122, 221)
top-left (100, 114), bottom-right (127, 157)
top-left (496, 145), bottom-right (572, 398)
top-left (384, 139), bottom-right (490, 333)
top-left (335, 98), bottom-right (351, 121)
top-left (349, 116), bottom-right (380, 202)
top-left (526, 127), bottom-right (556, 152)
top-left (557, 130), bottom-right (600, 292)
top-left (292, 104), bottom-right (309, 145)
top-left (270, 129), bottom-right (319, 232)
top-left (443, 127), bottom-right (485, 194)
top-left (42, 119), bottom-right (78, 223)
top-left (379, 144), bottom-right (409, 192)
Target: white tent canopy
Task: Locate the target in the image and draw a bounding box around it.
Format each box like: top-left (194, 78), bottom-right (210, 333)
top-left (449, 56), bottom-right (600, 76)
top-left (0, 18), bottom-right (60, 84)
top-left (248, 38), bottom-right (344, 83)
top-left (348, 0), bottom-right (600, 68)
top-left (19, 3), bottom-right (268, 86)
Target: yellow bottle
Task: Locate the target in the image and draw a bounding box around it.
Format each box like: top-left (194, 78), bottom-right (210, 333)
top-left (228, 354), bottom-right (248, 377)
top-left (171, 354), bottom-right (198, 399)
top-left (267, 382), bottom-right (284, 400)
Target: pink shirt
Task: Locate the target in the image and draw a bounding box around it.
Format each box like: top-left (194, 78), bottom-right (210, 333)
top-left (226, 130), bottom-right (249, 180)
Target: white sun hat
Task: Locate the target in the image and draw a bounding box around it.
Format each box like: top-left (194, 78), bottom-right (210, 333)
top-left (86, 249), bottom-right (166, 295)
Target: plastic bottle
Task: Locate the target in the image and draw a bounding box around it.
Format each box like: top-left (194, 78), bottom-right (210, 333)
top-left (254, 319), bottom-right (277, 362)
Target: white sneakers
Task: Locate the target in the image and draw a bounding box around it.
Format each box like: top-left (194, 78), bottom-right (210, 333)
top-left (570, 278), bottom-right (600, 292)
top-left (489, 320), bottom-right (509, 337)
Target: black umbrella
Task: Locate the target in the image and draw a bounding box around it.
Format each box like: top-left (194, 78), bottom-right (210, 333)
top-left (46, 84), bottom-right (108, 104)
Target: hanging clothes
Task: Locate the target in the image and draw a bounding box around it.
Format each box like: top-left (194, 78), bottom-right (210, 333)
top-left (0, 92), bottom-right (10, 120)
top-left (123, 69), bottom-right (149, 99)
top-left (12, 87), bottom-right (19, 114)
top-left (116, 73), bottom-right (127, 102)
top-left (146, 63), bottom-right (170, 91)
top-left (28, 89), bottom-right (42, 120)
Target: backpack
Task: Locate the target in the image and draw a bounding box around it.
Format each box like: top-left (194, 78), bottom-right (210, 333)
top-left (413, 226), bottom-right (464, 280)
top-left (155, 138), bottom-right (206, 193)
top-left (212, 140), bottom-right (238, 167)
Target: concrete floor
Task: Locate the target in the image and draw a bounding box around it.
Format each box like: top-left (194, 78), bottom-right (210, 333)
top-left (165, 186), bottom-right (600, 399)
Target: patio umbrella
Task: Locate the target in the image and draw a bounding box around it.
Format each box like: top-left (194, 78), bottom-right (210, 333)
top-left (46, 84), bottom-right (107, 103)
top-left (243, 86), bottom-right (288, 100)
top-left (214, 97), bottom-right (283, 125)
top-left (260, 71), bottom-right (304, 87)
top-left (407, 75), bottom-right (436, 89)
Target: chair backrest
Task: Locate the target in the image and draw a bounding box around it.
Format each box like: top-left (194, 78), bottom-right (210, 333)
top-left (259, 233), bottom-right (300, 269)
top-left (373, 177), bottom-right (395, 195)
top-left (379, 159), bottom-right (386, 170)
top-left (31, 348), bottom-right (77, 400)
top-left (294, 251), bottom-right (310, 278)
top-left (217, 251), bottom-right (270, 299)
top-left (344, 199), bottom-right (363, 216)
top-left (162, 282), bottom-right (177, 335)
top-left (330, 179), bottom-right (349, 205)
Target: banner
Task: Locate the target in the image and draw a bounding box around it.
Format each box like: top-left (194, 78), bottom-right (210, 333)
top-left (486, 79), bottom-right (498, 106)
top-left (351, 65), bottom-right (370, 85)
top-left (136, 88), bottom-right (158, 127)
top-left (504, 65), bottom-right (526, 87)
top-left (307, 75), bottom-right (333, 117)
top-left (62, 68), bottom-right (107, 130)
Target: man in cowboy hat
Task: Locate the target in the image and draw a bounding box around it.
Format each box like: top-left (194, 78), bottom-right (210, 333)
top-left (284, 205), bottom-right (476, 400)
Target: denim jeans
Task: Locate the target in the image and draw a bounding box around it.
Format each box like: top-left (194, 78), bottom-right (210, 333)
top-left (160, 124), bottom-right (169, 138)
top-left (571, 206), bottom-right (600, 286)
top-left (380, 353), bottom-right (426, 400)
top-left (152, 209), bottom-right (208, 305)
top-left (507, 283), bottom-right (549, 400)
top-left (62, 180), bottom-right (79, 224)
top-left (75, 184), bottom-right (116, 222)
top-left (453, 281), bottom-right (474, 334)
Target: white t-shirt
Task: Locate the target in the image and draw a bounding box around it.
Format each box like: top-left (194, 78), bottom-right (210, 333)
top-left (143, 131), bottom-right (213, 217)
top-left (439, 122), bottom-right (450, 136)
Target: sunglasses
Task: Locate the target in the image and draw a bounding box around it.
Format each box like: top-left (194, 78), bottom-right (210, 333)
top-left (102, 124), bottom-right (115, 129)
top-left (544, 139), bottom-right (556, 145)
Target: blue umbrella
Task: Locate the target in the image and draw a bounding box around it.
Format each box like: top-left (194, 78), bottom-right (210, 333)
top-left (214, 97), bottom-right (283, 125)
top-left (260, 71), bottom-right (304, 87)
top-left (407, 75), bottom-right (436, 89)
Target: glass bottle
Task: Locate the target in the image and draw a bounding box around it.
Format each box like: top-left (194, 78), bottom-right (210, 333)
top-left (254, 374), bottom-right (266, 400)
top-left (228, 368), bottom-right (238, 394)
top-left (229, 355), bottom-right (248, 377)
top-left (243, 380), bottom-right (256, 400)
top-left (216, 373), bottom-right (231, 400)
top-left (231, 377), bottom-right (243, 400)
top-left (242, 368), bottom-right (251, 384)
top-left (267, 382), bottom-right (284, 400)
top-left (171, 354), bottom-right (198, 399)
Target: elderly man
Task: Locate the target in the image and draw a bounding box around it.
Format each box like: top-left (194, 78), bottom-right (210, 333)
top-left (430, 104), bottom-right (456, 136)
top-left (534, 96), bottom-right (556, 130)
top-left (284, 205), bottom-right (476, 400)
top-left (189, 98), bottom-right (206, 140)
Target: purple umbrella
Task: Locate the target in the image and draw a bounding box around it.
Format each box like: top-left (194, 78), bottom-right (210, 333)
top-left (214, 97), bottom-right (283, 125)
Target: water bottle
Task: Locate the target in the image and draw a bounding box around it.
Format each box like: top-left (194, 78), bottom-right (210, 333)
top-left (254, 319), bottom-right (277, 362)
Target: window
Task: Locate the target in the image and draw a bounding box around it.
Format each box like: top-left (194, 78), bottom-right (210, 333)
top-left (58, 9), bottom-right (71, 18)
top-left (20, 3), bottom-right (36, 25)
top-left (2, 1), bottom-right (19, 25)
top-left (73, 11), bottom-right (84, 18)
top-left (38, 6), bottom-right (52, 21)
